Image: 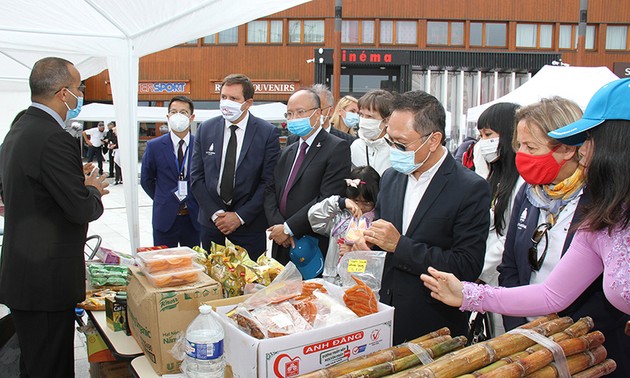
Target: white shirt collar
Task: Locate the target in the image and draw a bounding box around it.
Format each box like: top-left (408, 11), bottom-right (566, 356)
top-left (409, 146), bottom-right (448, 183)
top-left (31, 102), bottom-right (65, 129)
top-left (301, 126), bottom-right (323, 148)
top-left (224, 112), bottom-right (250, 131)
top-left (170, 131), bottom-right (190, 150)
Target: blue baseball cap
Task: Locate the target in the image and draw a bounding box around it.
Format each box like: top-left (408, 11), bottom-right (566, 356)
top-left (290, 235), bottom-right (323, 279)
top-left (548, 78), bottom-right (630, 146)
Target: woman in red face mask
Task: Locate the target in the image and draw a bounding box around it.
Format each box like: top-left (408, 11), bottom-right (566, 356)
top-left (424, 96), bottom-right (630, 377)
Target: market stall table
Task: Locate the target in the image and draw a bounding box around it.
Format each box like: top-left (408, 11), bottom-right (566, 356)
top-left (86, 310), bottom-right (143, 360)
top-left (130, 355), bottom-right (161, 377)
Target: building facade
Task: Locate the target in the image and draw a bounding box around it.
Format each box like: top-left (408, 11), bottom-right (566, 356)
top-left (84, 0), bottom-right (630, 144)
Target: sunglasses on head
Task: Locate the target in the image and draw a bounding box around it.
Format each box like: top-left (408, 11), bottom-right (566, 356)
top-left (528, 222), bottom-right (552, 271)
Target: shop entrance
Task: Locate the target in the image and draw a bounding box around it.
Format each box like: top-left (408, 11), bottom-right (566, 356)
top-left (325, 66), bottom-right (400, 98)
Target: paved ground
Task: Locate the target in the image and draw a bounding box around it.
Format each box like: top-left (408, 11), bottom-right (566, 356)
top-left (1, 161), bottom-right (155, 377)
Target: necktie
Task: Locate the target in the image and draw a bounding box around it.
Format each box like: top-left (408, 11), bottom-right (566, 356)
top-left (177, 139), bottom-right (185, 178)
top-left (220, 125), bottom-right (238, 204)
top-left (279, 141), bottom-right (308, 216)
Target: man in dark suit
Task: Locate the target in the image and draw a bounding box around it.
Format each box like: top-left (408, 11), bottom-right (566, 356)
top-left (0, 57), bottom-right (109, 377)
top-left (191, 74), bottom-right (280, 259)
top-left (286, 84), bottom-right (356, 146)
top-left (358, 91), bottom-right (491, 344)
top-left (265, 88), bottom-right (351, 264)
top-left (141, 95), bottom-right (200, 248)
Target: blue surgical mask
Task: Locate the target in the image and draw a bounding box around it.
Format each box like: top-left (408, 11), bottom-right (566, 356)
top-left (64, 89), bottom-right (83, 121)
top-left (389, 133), bottom-right (433, 175)
top-left (287, 111), bottom-right (316, 137)
top-left (343, 111), bottom-right (360, 129)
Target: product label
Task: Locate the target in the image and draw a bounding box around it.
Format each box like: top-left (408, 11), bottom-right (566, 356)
top-left (185, 339), bottom-right (224, 360)
top-left (347, 259), bottom-right (367, 273)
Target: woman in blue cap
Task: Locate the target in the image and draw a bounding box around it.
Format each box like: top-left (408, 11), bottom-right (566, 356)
top-left (421, 78), bottom-right (630, 370)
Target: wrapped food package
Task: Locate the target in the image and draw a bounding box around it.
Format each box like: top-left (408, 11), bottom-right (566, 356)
top-left (87, 263), bottom-right (130, 287)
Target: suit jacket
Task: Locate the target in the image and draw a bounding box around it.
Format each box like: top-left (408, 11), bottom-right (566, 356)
top-left (265, 129), bottom-right (351, 261)
top-left (141, 133), bottom-right (200, 233)
top-left (190, 114), bottom-right (280, 237)
top-left (0, 106), bottom-right (104, 311)
top-left (286, 127), bottom-right (356, 146)
top-left (377, 152), bottom-right (491, 343)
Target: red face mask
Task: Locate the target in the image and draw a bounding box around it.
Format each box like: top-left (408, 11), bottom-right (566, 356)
top-left (515, 147), bottom-right (567, 185)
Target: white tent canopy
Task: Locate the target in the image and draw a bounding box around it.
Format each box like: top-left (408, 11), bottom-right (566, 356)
top-left (466, 65), bottom-right (619, 123)
top-left (0, 0), bottom-right (308, 252)
top-left (75, 102), bottom-right (288, 124)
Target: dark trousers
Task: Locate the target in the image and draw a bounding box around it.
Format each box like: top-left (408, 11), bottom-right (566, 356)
top-left (86, 145), bottom-right (103, 175)
top-left (153, 214), bottom-right (199, 248)
top-left (11, 308), bottom-right (76, 378)
top-left (108, 149), bottom-right (115, 176)
top-left (201, 225), bottom-right (266, 260)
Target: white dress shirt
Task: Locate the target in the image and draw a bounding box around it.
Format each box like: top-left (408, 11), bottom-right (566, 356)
top-left (402, 147), bottom-right (448, 235)
top-left (170, 131), bottom-right (190, 177)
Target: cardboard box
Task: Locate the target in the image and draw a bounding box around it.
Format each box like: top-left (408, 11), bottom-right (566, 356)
top-left (207, 296), bottom-right (394, 378)
top-left (127, 267), bottom-right (222, 375)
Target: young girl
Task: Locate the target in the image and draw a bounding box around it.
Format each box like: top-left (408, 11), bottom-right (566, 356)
top-left (308, 166), bottom-right (380, 283)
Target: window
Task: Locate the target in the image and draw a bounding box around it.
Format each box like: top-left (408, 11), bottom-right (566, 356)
top-left (289, 20), bottom-right (324, 43)
top-left (559, 24), bottom-right (596, 49)
top-left (606, 25), bottom-right (628, 50)
top-left (380, 20), bottom-right (417, 45)
top-left (247, 20), bottom-right (283, 43)
top-left (470, 22), bottom-right (507, 47)
top-left (342, 20), bottom-right (375, 44)
top-left (516, 24), bottom-right (552, 48)
top-left (203, 26), bottom-right (239, 44)
top-left (181, 39), bottom-right (198, 46)
top-left (427, 21), bottom-right (464, 46)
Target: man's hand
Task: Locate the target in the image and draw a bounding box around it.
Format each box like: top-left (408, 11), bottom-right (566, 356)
top-left (267, 224), bottom-right (290, 246)
top-left (83, 162), bottom-right (95, 176)
top-left (350, 235), bottom-right (373, 251)
top-left (84, 167), bottom-right (109, 196)
top-left (215, 212), bottom-right (241, 235)
top-left (363, 219), bottom-right (400, 252)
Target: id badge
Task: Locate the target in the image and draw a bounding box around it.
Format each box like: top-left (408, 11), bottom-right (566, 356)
top-left (178, 180), bottom-right (188, 197)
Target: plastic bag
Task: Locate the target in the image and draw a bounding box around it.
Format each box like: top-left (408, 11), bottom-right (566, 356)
top-left (311, 290), bottom-right (358, 328)
top-left (338, 250), bottom-right (386, 301)
top-left (241, 262), bottom-right (303, 310)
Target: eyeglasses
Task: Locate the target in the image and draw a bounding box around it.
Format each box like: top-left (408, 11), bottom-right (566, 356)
top-left (528, 222), bottom-right (552, 271)
top-left (384, 133), bottom-right (431, 151)
top-left (169, 109), bottom-right (191, 117)
top-left (284, 108), bottom-right (318, 120)
top-left (55, 84), bottom-right (86, 94)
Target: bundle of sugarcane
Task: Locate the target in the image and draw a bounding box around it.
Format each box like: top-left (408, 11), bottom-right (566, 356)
top-left (384, 315), bottom-right (580, 377)
top-left (461, 316), bottom-right (594, 377)
top-left (296, 327), bottom-right (466, 378)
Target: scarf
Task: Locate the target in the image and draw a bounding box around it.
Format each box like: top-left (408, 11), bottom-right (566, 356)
top-left (525, 166), bottom-right (585, 225)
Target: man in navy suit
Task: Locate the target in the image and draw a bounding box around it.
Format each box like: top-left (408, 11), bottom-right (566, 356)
top-left (356, 91), bottom-right (491, 344)
top-left (141, 95), bottom-right (200, 247)
top-left (191, 74), bottom-right (280, 259)
top-left (265, 88), bottom-right (351, 264)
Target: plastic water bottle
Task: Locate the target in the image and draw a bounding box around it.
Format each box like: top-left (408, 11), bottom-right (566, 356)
top-left (184, 305), bottom-right (225, 377)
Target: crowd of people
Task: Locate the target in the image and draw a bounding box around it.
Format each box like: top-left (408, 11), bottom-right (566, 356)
top-left (0, 56), bottom-right (628, 377)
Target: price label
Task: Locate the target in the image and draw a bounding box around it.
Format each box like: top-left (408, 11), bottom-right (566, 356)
top-left (347, 259), bottom-right (367, 273)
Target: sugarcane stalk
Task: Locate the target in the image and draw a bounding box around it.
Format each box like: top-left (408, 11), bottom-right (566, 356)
top-left (478, 331), bottom-right (605, 378)
top-left (571, 359), bottom-right (617, 378)
top-left (386, 316), bottom-right (575, 378)
top-left (338, 336), bottom-right (467, 378)
top-left (296, 330), bottom-right (451, 378)
top-left (525, 345), bottom-right (607, 378)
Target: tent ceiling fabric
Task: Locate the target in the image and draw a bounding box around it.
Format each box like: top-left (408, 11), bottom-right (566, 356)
top-left (466, 65), bottom-right (620, 123)
top-left (0, 0), bottom-right (309, 253)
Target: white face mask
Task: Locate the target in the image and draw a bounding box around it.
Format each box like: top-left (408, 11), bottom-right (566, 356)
top-left (358, 117), bottom-right (383, 141)
top-left (477, 137), bottom-right (500, 163)
top-left (168, 113), bottom-right (190, 132)
top-left (220, 99), bottom-right (245, 122)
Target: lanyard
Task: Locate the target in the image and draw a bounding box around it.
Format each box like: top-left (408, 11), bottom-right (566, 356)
top-left (175, 145), bottom-right (189, 180)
